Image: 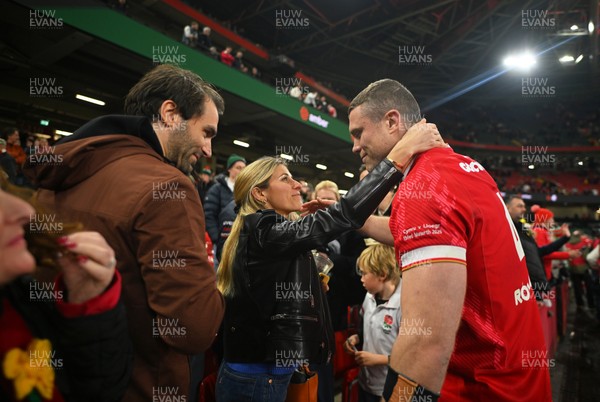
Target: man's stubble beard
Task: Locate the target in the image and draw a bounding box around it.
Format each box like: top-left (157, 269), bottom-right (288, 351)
top-left (166, 125), bottom-right (194, 175)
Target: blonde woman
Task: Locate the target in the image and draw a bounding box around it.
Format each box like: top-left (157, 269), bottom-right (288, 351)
top-left (216, 120), bottom-right (443, 402)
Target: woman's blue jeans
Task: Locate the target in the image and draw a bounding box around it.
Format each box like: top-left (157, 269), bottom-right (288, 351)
top-left (216, 362), bottom-right (294, 402)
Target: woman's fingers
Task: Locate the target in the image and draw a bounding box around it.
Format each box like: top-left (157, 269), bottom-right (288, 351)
top-left (58, 232), bottom-right (115, 268)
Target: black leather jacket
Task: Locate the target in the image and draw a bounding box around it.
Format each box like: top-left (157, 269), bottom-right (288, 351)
top-left (223, 159), bottom-right (402, 365)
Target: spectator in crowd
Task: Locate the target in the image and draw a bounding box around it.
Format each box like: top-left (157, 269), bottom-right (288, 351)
top-left (181, 21), bottom-right (199, 47)
top-left (24, 135), bottom-right (35, 156)
top-left (506, 196), bottom-right (574, 302)
top-left (350, 79), bottom-right (551, 401)
top-left (345, 244), bottom-right (401, 402)
top-left (250, 66), bottom-right (261, 80)
top-left (304, 91), bottom-right (318, 108)
top-left (208, 46), bottom-right (220, 60)
top-left (531, 205), bottom-right (576, 281)
top-left (1, 129), bottom-right (29, 186)
top-left (23, 64), bottom-right (225, 402)
top-left (314, 180), bottom-right (339, 202)
top-left (197, 26), bottom-right (212, 51)
top-left (0, 178), bottom-right (131, 402)
top-left (0, 139), bottom-right (19, 184)
top-left (317, 96), bottom-right (328, 111)
top-left (204, 154), bottom-right (246, 247)
top-left (327, 103), bottom-right (337, 118)
top-left (2, 128), bottom-right (26, 166)
top-left (299, 180), bottom-right (313, 202)
top-left (215, 122), bottom-right (442, 402)
top-left (588, 239), bottom-right (600, 269)
top-left (232, 50), bottom-right (246, 72)
top-left (289, 82), bottom-right (303, 99)
top-left (215, 199), bottom-right (235, 261)
top-left (565, 231), bottom-right (595, 309)
top-left (220, 46), bottom-right (235, 67)
top-left (196, 166), bottom-right (214, 203)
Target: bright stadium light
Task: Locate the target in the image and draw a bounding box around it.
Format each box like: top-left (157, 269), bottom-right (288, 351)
top-left (280, 153), bottom-right (293, 161)
top-left (339, 189), bottom-right (348, 196)
top-left (344, 172), bottom-right (355, 178)
top-left (55, 129), bottom-right (73, 136)
top-left (589, 21), bottom-right (595, 34)
top-left (528, 164), bottom-right (535, 170)
top-left (233, 140), bottom-right (249, 148)
top-left (75, 94), bottom-right (105, 106)
top-left (578, 161), bottom-right (584, 166)
top-left (503, 52), bottom-right (536, 72)
top-left (559, 55), bottom-right (575, 63)
top-left (575, 54), bottom-right (584, 63)
top-left (315, 164), bottom-right (327, 170)
top-left (571, 25), bottom-right (579, 31)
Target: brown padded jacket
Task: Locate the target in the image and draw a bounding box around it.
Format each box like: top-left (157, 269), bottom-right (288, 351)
top-left (24, 115), bottom-right (225, 402)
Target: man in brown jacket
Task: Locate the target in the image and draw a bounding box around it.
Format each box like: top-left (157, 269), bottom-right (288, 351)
top-left (24, 65), bottom-right (225, 402)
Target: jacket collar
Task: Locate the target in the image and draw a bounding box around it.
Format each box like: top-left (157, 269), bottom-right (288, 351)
top-left (58, 115), bottom-right (164, 157)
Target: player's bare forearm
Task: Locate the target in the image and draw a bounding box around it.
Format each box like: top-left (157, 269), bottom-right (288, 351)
top-left (389, 325), bottom-right (453, 392)
top-left (359, 216), bottom-right (393, 245)
top-left (389, 262), bottom-right (466, 392)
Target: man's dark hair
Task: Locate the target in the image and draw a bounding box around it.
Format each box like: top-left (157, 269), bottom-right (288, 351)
top-left (348, 79), bottom-right (421, 129)
top-left (124, 64), bottom-right (224, 120)
top-left (506, 195), bottom-right (523, 204)
top-left (2, 127), bottom-right (18, 140)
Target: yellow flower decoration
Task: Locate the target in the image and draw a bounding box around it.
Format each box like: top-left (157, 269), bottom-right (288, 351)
top-left (2, 338), bottom-right (55, 400)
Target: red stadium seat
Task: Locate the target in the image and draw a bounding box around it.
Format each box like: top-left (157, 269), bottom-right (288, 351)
top-left (342, 367), bottom-right (360, 402)
top-left (334, 330), bottom-right (357, 379)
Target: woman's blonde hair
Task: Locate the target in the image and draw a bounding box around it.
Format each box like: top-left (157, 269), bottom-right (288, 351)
top-left (314, 180), bottom-right (340, 201)
top-left (217, 156), bottom-right (287, 296)
top-left (357, 243), bottom-right (400, 285)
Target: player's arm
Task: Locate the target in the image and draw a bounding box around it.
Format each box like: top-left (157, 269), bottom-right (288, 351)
top-left (359, 215), bottom-right (393, 245)
top-left (384, 261), bottom-right (466, 400)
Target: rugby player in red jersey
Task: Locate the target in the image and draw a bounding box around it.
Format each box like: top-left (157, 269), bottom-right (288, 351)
top-left (351, 79), bottom-right (552, 401)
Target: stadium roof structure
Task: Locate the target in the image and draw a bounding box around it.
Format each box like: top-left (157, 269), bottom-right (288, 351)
top-left (0, 0), bottom-right (598, 189)
top-left (199, 0), bottom-right (599, 107)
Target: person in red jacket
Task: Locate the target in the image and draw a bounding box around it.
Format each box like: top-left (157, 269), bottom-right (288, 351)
top-left (531, 205), bottom-right (579, 280)
top-left (2, 128), bottom-right (26, 166)
top-left (220, 46), bottom-right (235, 66)
top-left (565, 231), bottom-right (594, 308)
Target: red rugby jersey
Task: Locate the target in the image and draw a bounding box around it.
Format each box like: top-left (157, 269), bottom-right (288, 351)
top-left (389, 147), bottom-right (551, 401)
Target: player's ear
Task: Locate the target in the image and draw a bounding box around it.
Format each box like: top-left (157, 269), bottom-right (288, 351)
top-left (383, 110), bottom-right (401, 134)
